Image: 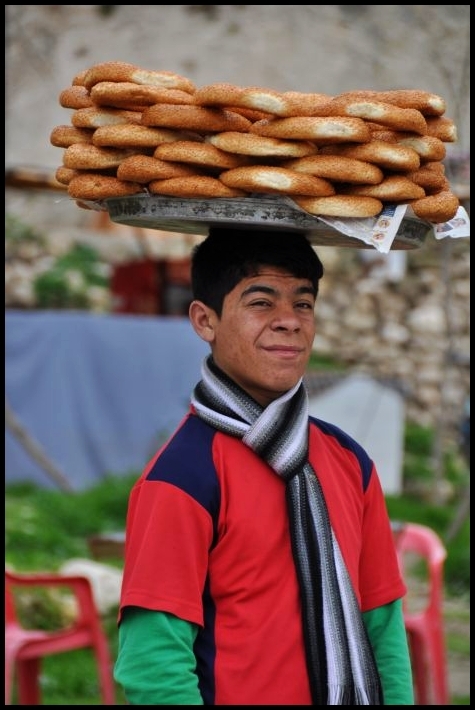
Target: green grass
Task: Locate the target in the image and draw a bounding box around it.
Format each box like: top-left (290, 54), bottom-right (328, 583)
top-left (6, 475), bottom-right (134, 704)
top-left (5, 423), bottom-right (470, 704)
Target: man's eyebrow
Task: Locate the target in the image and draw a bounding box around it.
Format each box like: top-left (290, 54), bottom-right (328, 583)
top-left (241, 284), bottom-right (316, 297)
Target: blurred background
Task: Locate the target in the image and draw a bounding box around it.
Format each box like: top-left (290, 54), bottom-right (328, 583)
top-left (5, 6), bottom-right (470, 705)
top-left (6, 4), bottom-right (470, 491)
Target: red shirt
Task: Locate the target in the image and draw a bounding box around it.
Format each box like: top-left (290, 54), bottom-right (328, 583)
top-left (119, 410), bottom-right (405, 704)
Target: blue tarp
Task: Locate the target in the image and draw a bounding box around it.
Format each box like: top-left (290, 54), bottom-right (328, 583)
top-left (5, 310), bottom-right (209, 490)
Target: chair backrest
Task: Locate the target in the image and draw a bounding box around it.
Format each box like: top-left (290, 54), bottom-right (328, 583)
top-left (5, 574), bottom-right (19, 626)
top-left (5, 568), bottom-right (115, 705)
top-left (5, 569), bottom-right (103, 636)
top-left (394, 522), bottom-right (447, 616)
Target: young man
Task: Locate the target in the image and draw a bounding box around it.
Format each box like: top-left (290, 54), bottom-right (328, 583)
top-left (114, 227), bottom-right (414, 705)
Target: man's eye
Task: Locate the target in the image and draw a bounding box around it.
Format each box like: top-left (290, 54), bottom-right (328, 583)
top-left (249, 299), bottom-right (271, 307)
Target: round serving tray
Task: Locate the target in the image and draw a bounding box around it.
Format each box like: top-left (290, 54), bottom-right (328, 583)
top-left (102, 194), bottom-right (431, 250)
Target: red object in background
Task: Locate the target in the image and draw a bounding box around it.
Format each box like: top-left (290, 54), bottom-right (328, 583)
top-left (110, 259), bottom-right (160, 315)
top-left (393, 522), bottom-right (449, 705)
top-left (165, 258), bottom-right (191, 285)
top-left (5, 569), bottom-right (115, 705)
top-left (110, 257), bottom-right (192, 316)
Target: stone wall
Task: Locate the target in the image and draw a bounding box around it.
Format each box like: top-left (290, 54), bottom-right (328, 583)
top-left (314, 237), bottom-right (470, 437)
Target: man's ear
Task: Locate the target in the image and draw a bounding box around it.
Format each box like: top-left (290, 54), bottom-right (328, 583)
top-left (189, 300), bottom-right (216, 343)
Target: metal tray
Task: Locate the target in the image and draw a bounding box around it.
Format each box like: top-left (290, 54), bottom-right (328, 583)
top-left (103, 194), bottom-right (431, 250)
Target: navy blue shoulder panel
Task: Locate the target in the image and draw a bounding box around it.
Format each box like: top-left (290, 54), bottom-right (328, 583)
top-left (146, 415), bottom-right (221, 522)
top-left (309, 415), bottom-right (374, 492)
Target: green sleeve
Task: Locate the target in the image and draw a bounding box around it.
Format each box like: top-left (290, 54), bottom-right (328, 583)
top-left (363, 598), bottom-right (415, 705)
top-left (113, 606), bottom-right (204, 705)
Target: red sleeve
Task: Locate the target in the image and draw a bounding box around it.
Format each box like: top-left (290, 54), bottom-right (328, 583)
top-left (119, 475), bottom-right (213, 626)
top-left (359, 465), bottom-right (406, 612)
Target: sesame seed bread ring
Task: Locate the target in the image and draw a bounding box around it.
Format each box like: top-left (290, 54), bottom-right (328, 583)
top-left (378, 90), bottom-right (446, 116)
top-left (343, 176), bottom-right (426, 201)
top-left (90, 81), bottom-right (197, 108)
top-left (196, 83), bottom-right (291, 116)
top-left (280, 91), bottom-right (333, 117)
top-left (149, 176), bottom-right (247, 199)
top-left (206, 132), bottom-right (317, 157)
top-left (250, 116), bottom-right (371, 143)
top-left (239, 88), bottom-right (332, 117)
top-left (55, 166), bottom-right (83, 185)
top-left (71, 107), bottom-right (143, 128)
top-left (63, 143), bottom-right (140, 170)
top-left (323, 98), bottom-right (428, 135)
top-left (368, 130), bottom-right (447, 161)
top-left (336, 89), bottom-right (446, 116)
top-left (67, 173), bottom-right (143, 201)
top-left (117, 155), bottom-right (202, 183)
top-left (83, 61), bottom-right (143, 89)
top-left (92, 124), bottom-right (197, 148)
top-left (410, 190), bottom-right (459, 223)
top-left (220, 166), bottom-right (335, 196)
top-left (154, 141), bottom-right (251, 169)
top-left (293, 195), bottom-right (383, 218)
top-left (59, 85), bottom-right (94, 109)
top-left (50, 125), bottom-right (95, 148)
top-left (83, 61), bottom-right (196, 93)
top-left (425, 116), bottom-right (458, 142)
top-left (237, 87), bottom-right (288, 115)
top-left (72, 68), bottom-right (88, 86)
top-left (142, 104), bottom-right (252, 133)
top-left (320, 140), bottom-right (421, 171)
top-left (395, 134), bottom-right (447, 161)
top-left (282, 155), bottom-right (383, 184)
top-left (194, 82), bottom-right (278, 113)
top-left (404, 164), bottom-right (448, 193)
top-left (194, 82), bottom-right (247, 106)
top-left (227, 107), bottom-right (274, 122)
top-left (367, 128), bottom-right (404, 142)
top-left (420, 161), bottom-right (446, 175)
top-left (433, 176), bottom-right (451, 193)
top-left (55, 166), bottom-right (118, 185)
top-left (196, 84), bottom-right (333, 118)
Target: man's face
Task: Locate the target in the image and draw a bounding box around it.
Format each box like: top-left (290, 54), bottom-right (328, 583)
top-left (202, 266), bottom-right (317, 407)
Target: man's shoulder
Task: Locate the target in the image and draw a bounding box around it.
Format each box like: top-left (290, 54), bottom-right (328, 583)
top-left (308, 415), bottom-right (374, 491)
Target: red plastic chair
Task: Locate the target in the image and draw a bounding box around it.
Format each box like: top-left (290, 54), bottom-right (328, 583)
top-left (394, 522), bottom-right (449, 705)
top-left (5, 569), bottom-right (115, 705)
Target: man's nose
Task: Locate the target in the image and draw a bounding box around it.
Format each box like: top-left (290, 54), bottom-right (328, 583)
top-left (270, 303), bottom-right (301, 330)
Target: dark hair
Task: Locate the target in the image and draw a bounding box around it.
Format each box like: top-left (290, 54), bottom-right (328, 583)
top-left (191, 227), bottom-right (324, 315)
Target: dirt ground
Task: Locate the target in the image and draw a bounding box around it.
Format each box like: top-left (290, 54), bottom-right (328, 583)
top-left (449, 658), bottom-right (470, 703)
top-left (407, 580), bottom-right (470, 703)
top-left (445, 595), bottom-right (471, 702)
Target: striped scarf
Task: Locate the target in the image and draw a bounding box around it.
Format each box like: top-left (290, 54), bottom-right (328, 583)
top-left (191, 355), bottom-right (383, 705)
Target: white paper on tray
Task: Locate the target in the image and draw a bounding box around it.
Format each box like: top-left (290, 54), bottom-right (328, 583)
top-left (316, 204), bottom-right (408, 253)
top-left (432, 206), bottom-right (471, 240)
top-left (308, 203), bottom-right (470, 252)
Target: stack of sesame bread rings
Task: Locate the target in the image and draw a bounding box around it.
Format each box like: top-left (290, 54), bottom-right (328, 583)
top-left (50, 61), bottom-right (460, 224)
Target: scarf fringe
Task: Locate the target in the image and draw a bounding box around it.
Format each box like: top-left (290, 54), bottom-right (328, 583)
top-left (327, 683), bottom-right (382, 705)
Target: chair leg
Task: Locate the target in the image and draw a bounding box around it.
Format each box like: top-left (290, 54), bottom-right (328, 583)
top-left (93, 644), bottom-right (116, 704)
top-left (5, 654), bottom-right (16, 704)
top-left (428, 630), bottom-right (449, 704)
top-left (17, 658), bottom-right (41, 704)
top-left (409, 632), bottom-right (430, 705)
top-left (410, 627), bottom-right (450, 705)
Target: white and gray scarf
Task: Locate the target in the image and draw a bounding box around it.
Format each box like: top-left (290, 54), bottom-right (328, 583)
top-left (191, 355), bottom-right (383, 705)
